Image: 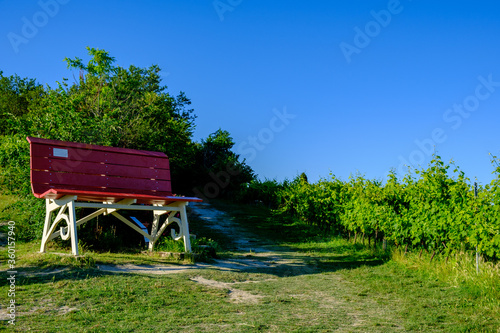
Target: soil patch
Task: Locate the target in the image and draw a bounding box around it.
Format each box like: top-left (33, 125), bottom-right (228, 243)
top-left (190, 276), bottom-right (263, 304)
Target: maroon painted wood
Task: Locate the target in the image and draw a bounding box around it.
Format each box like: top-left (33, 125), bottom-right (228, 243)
top-left (30, 143), bottom-right (169, 169)
top-left (31, 156), bottom-right (171, 180)
top-left (31, 170), bottom-right (171, 192)
top-left (27, 136), bottom-right (167, 157)
top-left (38, 188), bottom-right (201, 205)
top-left (27, 137), bottom-right (201, 204)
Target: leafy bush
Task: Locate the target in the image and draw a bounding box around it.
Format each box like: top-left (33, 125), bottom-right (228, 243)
top-left (0, 196), bottom-right (45, 241)
top-left (192, 237), bottom-right (220, 261)
top-left (0, 71), bottom-right (44, 135)
top-left (155, 235), bottom-right (186, 253)
top-left (190, 129), bottom-right (255, 197)
top-left (0, 134), bottom-right (31, 195)
top-left (155, 235), bottom-right (220, 261)
top-left (236, 178), bottom-right (284, 208)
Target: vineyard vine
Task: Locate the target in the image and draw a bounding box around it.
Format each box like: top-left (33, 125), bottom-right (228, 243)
top-left (275, 154), bottom-right (500, 260)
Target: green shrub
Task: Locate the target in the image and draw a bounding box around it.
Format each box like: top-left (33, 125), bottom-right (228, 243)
top-left (236, 178), bottom-right (283, 208)
top-left (0, 195), bottom-right (45, 242)
top-left (0, 134), bottom-right (31, 195)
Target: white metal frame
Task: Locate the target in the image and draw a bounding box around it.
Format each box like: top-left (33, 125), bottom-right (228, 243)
top-left (40, 195), bottom-right (192, 256)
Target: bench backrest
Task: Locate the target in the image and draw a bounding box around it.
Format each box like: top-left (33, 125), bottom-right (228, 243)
top-left (27, 137), bottom-right (172, 198)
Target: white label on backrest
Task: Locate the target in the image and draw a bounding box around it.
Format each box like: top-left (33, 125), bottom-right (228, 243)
top-left (53, 148), bottom-right (68, 158)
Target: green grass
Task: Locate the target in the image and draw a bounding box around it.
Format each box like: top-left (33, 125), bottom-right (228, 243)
top-left (2, 249), bottom-right (499, 332)
top-left (1, 197), bottom-right (499, 332)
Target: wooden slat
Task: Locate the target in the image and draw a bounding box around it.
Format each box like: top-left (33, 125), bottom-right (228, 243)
top-left (31, 182), bottom-right (172, 198)
top-left (30, 144), bottom-right (170, 170)
top-left (31, 170), bottom-right (171, 192)
top-left (31, 156), bottom-right (170, 181)
top-left (27, 136), bottom-right (167, 158)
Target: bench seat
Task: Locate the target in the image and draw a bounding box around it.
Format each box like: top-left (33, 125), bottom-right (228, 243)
top-left (35, 188), bottom-right (202, 205)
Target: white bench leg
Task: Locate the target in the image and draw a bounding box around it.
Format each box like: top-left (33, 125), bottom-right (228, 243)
top-left (67, 200), bottom-right (79, 256)
top-left (179, 203), bottom-right (192, 253)
top-left (147, 204), bottom-right (191, 253)
top-left (148, 212), bottom-right (161, 251)
top-left (39, 196), bottom-right (79, 255)
top-left (40, 199), bottom-right (54, 253)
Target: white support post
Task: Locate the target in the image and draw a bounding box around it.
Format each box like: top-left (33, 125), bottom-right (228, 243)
top-left (148, 208), bottom-right (162, 251)
top-left (157, 212), bottom-right (179, 240)
top-left (103, 199), bottom-right (136, 215)
top-left (179, 202), bottom-right (192, 253)
top-left (40, 199), bottom-right (54, 253)
top-left (110, 212), bottom-right (153, 242)
top-left (40, 196), bottom-right (77, 254)
top-left (67, 200), bottom-right (79, 256)
top-left (48, 208), bottom-right (107, 241)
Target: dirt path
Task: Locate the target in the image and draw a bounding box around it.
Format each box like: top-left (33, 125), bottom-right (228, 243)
top-left (98, 201), bottom-right (311, 276)
top-left (188, 202), bottom-right (271, 252)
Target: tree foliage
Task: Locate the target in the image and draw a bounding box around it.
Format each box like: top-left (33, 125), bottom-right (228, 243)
top-left (0, 47), bottom-right (255, 242)
top-left (191, 129), bottom-right (255, 196)
top-left (0, 71), bottom-right (44, 134)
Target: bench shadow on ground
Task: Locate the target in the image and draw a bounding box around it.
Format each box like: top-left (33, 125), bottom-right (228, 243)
top-left (212, 245), bottom-right (388, 278)
top-left (185, 202), bottom-right (389, 278)
top-left (0, 249), bottom-right (200, 288)
top-left (0, 267), bottom-right (136, 289)
top-left (0, 246), bottom-right (388, 288)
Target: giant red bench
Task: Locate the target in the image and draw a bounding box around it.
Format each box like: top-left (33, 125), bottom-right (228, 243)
top-left (27, 136), bottom-right (202, 256)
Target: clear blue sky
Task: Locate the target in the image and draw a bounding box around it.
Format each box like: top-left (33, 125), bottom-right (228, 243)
top-left (1, 0), bottom-right (500, 186)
